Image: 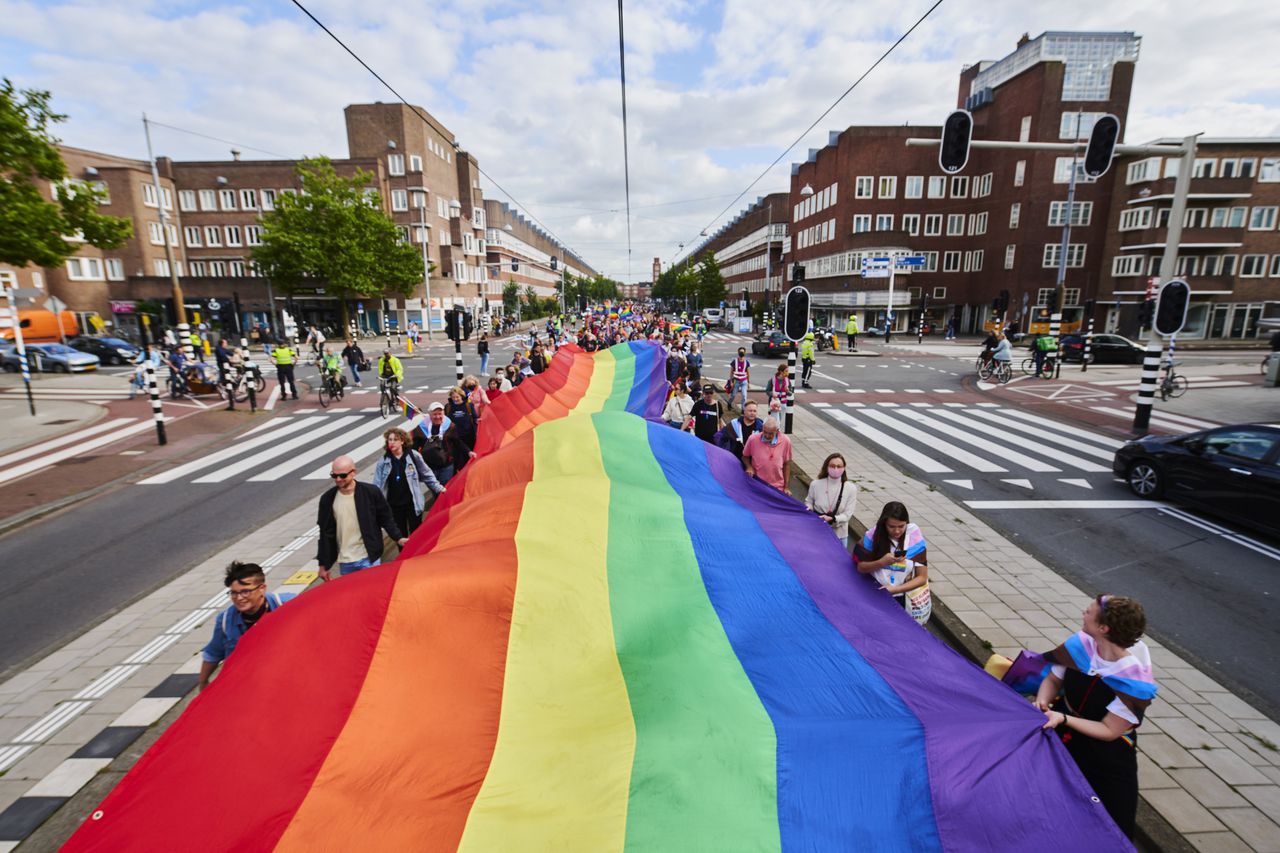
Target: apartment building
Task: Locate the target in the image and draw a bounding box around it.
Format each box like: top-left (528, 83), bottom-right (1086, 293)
top-left (484, 200), bottom-right (598, 311)
top-left (692, 193), bottom-right (788, 308)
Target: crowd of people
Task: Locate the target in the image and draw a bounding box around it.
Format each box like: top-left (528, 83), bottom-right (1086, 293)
top-left (194, 303), bottom-right (1158, 840)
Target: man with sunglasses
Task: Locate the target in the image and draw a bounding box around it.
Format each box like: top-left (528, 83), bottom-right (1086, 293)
top-left (198, 561), bottom-right (295, 692)
top-left (316, 454), bottom-right (409, 582)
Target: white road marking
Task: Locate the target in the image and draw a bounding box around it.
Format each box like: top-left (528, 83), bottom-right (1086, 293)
top-left (1000, 478), bottom-right (1034, 489)
top-left (964, 500), bottom-right (1164, 510)
top-left (821, 409), bottom-right (952, 473)
top-left (139, 417), bottom-right (323, 484)
top-left (916, 411), bottom-right (1062, 473)
top-left (943, 479), bottom-right (974, 490)
top-left (860, 410), bottom-right (1007, 473)
top-left (193, 415), bottom-right (365, 483)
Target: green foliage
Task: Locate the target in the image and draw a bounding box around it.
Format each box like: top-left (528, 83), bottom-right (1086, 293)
top-left (501, 280), bottom-right (520, 314)
top-left (0, 79), bottom-right (131, 267)
top-left (694, 252), bottom-right (726, 310)
top-left (252, 157), bottom-right (422, 329)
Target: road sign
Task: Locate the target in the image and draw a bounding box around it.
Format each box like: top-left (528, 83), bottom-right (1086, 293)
top-left (862, 256), bottom-right (892, 266)
top-left (1022, 292), bottom-right (1030, 306)
top-left (896, 256), bottom-right (927, 267)
top-left (862, 268), bottom-right (890, 278)
top-left (9, 288), bottom-right (42, 299)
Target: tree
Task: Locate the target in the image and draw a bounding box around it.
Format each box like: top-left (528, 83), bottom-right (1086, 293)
top-left (502, 280), bottom-right (520, 315)
top-left (522, 285), bottom-right (541, 318)
top-left (0, 80), bottom-right (131, 270)
top-left (253, 157), bottom-right (422, 330)
top-left (695, 253), bottom-right (726, 310)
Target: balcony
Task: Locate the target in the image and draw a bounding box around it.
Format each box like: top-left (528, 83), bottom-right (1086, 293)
top-left (1118, 226), bottom-right (1245, 250)
top-left (1126, 176), bottom-right (1256, 203)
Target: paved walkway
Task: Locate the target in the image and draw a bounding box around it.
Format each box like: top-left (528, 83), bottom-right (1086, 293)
top-left (785, 407), bottom-right (1280, 853)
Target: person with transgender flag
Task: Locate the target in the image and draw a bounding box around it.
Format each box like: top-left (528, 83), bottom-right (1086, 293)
top-left (1009, 595), bottom-right (1159, 839)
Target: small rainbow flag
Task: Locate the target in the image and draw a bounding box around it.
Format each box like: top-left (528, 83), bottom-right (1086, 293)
top-left (64, 342), bottom-right (1131, 852)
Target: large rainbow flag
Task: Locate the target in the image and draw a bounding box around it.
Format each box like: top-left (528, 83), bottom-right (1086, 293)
top-left (64, 342), bottom-right (1132, 851)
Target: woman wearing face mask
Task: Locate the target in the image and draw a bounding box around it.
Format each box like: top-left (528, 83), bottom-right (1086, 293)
top-left (854, 501), bottom-right (928, 606)
top-left (805, 452), bottom-right (857, 547)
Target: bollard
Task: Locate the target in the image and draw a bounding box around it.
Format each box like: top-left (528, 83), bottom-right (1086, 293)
top-left (1081, 316), bottom-right (1094, 373)
top-left (240, 337), bottom-right (257, 412)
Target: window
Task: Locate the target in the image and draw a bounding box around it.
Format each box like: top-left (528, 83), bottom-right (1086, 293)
top-left (452, 260), bottom-right (466, 280)
top-left (943, 251), bottom-right (961, 272)
top-left (1054, 157), bottom-right (1095, 184)
top-left (208, 260), bottom-right (227, 277)
top-left (1014, 160), bottom-right (1026, 187)
top-left (903, 214), bottom-right (920, 236)
top-left (230, 260), bottom-right (246, 277)
top-left (950, 176), bottom-right (969, 198)
top-left (92, 181), bottom-right (110, 205)
top-left (142, 183), bottom-right (158, 207)
top-left (411, 190), bottom-right (426, 209)
top-left (65, 257), bottom-right (104, 280)
top-left (1004, 245), bottom-right (1016, 270)
top-left (932, 287), bottom-right (947, 299)
top-left (1048, 201), bottom-right (1093, 227)
top-left (1201, 429), bottom-right (1279, 462)
top-left (1220, 158), bottom-right (1240, 178)
top-left (904, 176), bottom-right (923, 199)
top-left (1221, 255), bottom-right (1238, 276)
top-left (1184, 208), bottom-right (1207, 229)
top-left (877, 176), bottom-right (897, 199)
top-left (391, 189), bottom-right (408, 211)
top-left (147, 221), bottom-right (164, 245)
top-left (1203, 255), bottom-right (1222, 276)
top-left (1037, 288), bottom-right (1055, 306)
top-left (261, 189), bottom-right (277, 211)
top-left (438, 230), bottom-right (450, 246)
top-left (1176, 255), bottom-right (1199, 276)
top-left (184, 226), bottom-right (202, 247)
top-left (410, 154), bottom-right (423, 172)
top-left (976, 173), bottom-right (993, 197)
top-left (921, 251), bottom-right (938, 272)
top-left (1191, 158), bottom-right (1217, 179)
top-left (855, 176), bottom-right (873, 199)
top-left (1127, 157), bottom-right (1162, 184)
top-left (154, 259), bottom-right (170, 277)
top-left (830, 182), bottom-right (837, 205)
top-left (199, 189), bottom-right (217, 211)
top-left (1228, 206), bottom-right (1247, 227)
top-left (1019, 116), bottom-right (1031, 143)
top-left (1112, 255), bottom-right (1145, 276)
top-left (246, 225), bottom-right (264, 246)
top-left (219, 189), bottom-right (237, 210)
top-left (1270, 255), bottom-right (1280, 277)
top-left (875, 214), bottom-right (894, 231)
top-left (224, 226), bottom-right (242, 246)
top-left (105, 258), bottom-right (124, 280)
top-left (927, 176), bottom-right (946, 198)
top-left (162, 189), bottom-right (172, 210)
top-left (964, 250), bottom-right (983, 272)
top-left (1058, 112), bottom-right (1106, 139)
top-left (204, 226), bottom-right (222, 247)
top-left (1241, 255), bottom-right (1267, 277)
top-left (974, 211), bottom-right (988, 235)
top-left (1156, 208), bottom-right (1171, 229)
top-left (1238, 158), bottom-right (1257, 178)
top-left (1248, 206), bottom-right (1277, 230)
top-left (924, 214), bottom-right (942, 236)
top-left (852, 214), bottom-right (872, 233)
top-left (1009, 203), bottom-right (1021, 229)
top-left (388, 154), bottom-right (405, 176)
top-left (946, 214), bottom-right (964, 236)
top-left (239, 189), bottom-right (257, 210)
top-left (1210, 207), bottom-right (1229, 228)
top-left (1043, 243), bottom-right (1087, 268)
top-left (414, 225), bottom-right (429, 243)
top-left (179, 190), bottom-right (197, 211)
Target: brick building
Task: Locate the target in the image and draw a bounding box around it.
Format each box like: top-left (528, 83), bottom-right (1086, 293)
top-left (484, 200), bottom-right (598, 313)
top-left (691, 193), bottom-right (788, 310)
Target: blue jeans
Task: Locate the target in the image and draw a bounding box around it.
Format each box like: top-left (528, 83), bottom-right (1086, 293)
top-left (349, 363), bottom-right (362, 385)
top-left (729, 379), bottom-right (749, 410)
top-left (434, 464), bottom-right (455, 485)
top-left (480, 353), bottom-right (490, 375)
top-left (339, 556), bottom-right (380, 575)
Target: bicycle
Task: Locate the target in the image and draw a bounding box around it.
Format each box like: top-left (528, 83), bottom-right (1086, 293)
top-left (219, 363), bottom-right (267, 403)
top-left (379, 377), bottom-right (400, 418)
top-left (1020, 355), bottom-right (1056, 377)
top-left (318, 369), bottom-right (345, 408)
top-left (975, 353), bottom-right (995, 379)
top-left (1159, 360), bottom-right (1188, 401)
top-left (990, 359), bottom-right (1012, 384)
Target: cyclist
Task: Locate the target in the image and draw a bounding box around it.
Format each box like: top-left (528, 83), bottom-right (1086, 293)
top-left (377, 348), bottom-right (404, 400)
top-left (320, 346), bottom-right (343, 394)
top-left (978, 327), bottom-right (999, 372)
top-left (166, 347), bottom-right (189, 398)
top-left (305, 324), bottom-right (325, 359)
top-left (1032, 331), bottom-right (1056, 378)
top-left (991, 331), bottom-right (1013, 378)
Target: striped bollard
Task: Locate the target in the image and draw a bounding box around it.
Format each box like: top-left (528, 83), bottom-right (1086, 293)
top-left (240, 337), bottom-right (257, 412)
top-left (1081, 317), bottom-right (1094, 373)
top-left (1048, 311), bottom-right (1062, 379)
top-left (16, 347), bottom-right (35, 416)
top-left (784, 349), bottom-right (796, 435)
top-left (454, 337), bottom-right (464, 386)
top-left (224, 355), bottom-right (236, 411)
top-left (145, 358), bottom-right (167, 445)
top-left (1131, 339), bottom-right (1164, 433)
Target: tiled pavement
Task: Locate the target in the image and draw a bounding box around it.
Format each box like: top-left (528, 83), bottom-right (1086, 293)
top-left (1, 403), bottom-right (1278, 849)
top-left (786, 407), bottom-right (1280, 853)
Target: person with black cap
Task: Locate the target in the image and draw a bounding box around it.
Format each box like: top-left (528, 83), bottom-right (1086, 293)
top-left (687, 384), bottom-right (725, 443)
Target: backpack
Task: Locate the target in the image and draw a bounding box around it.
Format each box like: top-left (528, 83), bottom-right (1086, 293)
top-left (1036, 336), bottom-right (1056, 352)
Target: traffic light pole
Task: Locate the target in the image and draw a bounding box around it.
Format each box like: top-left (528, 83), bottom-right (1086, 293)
top-left (1134, 134), bottom-right (1198, 433)
top-left (1049, 113), bottom-right (1082, 380)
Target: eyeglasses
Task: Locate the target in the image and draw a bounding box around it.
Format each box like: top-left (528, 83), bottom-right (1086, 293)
top-left (330, 470), bottom-right (355, 479)
top-left (227, 583), bottom-right (264, 599)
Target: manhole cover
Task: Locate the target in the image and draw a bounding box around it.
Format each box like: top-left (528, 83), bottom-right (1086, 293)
top-left (43, 419), bottom-right (79, 425)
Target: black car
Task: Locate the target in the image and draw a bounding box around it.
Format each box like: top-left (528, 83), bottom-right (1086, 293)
top-left (1113, 423), bottom-right (1280, 537)
top-left (750, 331), bottom-right (797, 357)
top-left (1059, 333), bottom-right (1145, 364)
top-left (67, 335), bottom-right (141, 365)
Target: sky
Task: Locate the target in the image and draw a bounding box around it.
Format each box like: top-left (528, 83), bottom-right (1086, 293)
top-left (4, 0), bottom-right (1279, 282)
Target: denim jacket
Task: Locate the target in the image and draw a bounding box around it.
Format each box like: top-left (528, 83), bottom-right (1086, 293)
top-left (202, 592), bottom-right (295, 664)
top-left (373, 449), bottom-right (443, 515)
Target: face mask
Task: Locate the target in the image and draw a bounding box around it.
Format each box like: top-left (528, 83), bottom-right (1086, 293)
top-left (827, 467), bottom-right (843, 479)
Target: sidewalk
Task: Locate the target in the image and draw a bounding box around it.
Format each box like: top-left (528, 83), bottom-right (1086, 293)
top-left (785, 407), bottom-right (1280, 853)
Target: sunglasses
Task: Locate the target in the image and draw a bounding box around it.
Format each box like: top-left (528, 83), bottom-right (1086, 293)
top-left (330, 469), bottom-right (355, 480)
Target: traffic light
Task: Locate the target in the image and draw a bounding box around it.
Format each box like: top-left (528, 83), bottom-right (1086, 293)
top-left (511, 259), bottom-right (519, 272)
top-left (1154, 279), bottom-right (1190, 336)
top-left (1138, 299), bottom-right (1155, 329)
top-left (783, 286), bottom-right (811, 342)
top-left (1083, 114), bottom-right (1120, 178)
top-left (462, 310), bottom-right (474, 340)
top-left (920, 292), bottom-right (931, 313)
top-left (550, 257), bottom-right (558, 271)
top-left (445, 308), bottom-right (460, 341)
top-left (1084, 298), bottom-right (1096, 315)
top-left (939, 109), bottom-right (973, 174)
top-left (791, 262), bottom-right (806, 284)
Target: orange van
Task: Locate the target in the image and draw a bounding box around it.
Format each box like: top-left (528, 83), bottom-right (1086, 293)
top-left (0, 310), bottom-right (81, 344)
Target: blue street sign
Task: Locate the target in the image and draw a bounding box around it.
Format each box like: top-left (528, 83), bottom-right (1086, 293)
top-left (897, 256), bottom-right (927, 267)
top-left (862, 256), bottom-right (892, 266)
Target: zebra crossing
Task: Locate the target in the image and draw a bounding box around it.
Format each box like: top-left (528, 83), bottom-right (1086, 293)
top-left (809, 401), bottom-right (1124, 492)
top-left (2, 416), bottom-right (173, 483)
top-left (138, 410), bottom-right (423, 486)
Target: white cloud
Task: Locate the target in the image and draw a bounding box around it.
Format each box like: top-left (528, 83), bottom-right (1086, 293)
top-left (2, 0), bottom-right (1278, 280)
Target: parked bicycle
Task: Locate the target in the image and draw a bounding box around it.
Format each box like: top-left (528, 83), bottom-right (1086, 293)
top-left (1159, 360), bottom-right (1188, 401)
top-left (379, 376), bottom-right (400, 418)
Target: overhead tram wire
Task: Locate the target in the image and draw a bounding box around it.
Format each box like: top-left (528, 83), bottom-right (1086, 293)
top-left (144, 120), bottom-right (291, 160)
top-left (287, 0), bottom-right (588, 269)
top-left (670, 0), bottom-right (947, 265)
top-left (617, 0), bottom-right (634, 282)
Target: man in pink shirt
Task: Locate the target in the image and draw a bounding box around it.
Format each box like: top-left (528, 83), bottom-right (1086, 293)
top-left (741, 416), bottom-right (793, 493)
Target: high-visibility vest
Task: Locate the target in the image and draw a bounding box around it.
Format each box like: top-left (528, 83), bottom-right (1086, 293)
top-left (272, 346), bottom-right (295, 365)
top-left (846, 318), bottom-right (859, 334)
